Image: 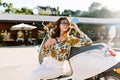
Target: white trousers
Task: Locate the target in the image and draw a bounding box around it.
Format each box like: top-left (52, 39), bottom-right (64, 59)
top-left (29, 56), bottom-right (64, 80)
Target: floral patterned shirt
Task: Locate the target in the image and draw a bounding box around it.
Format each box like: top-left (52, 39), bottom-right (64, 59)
top-left (41, 34), bottom-right (92, 62)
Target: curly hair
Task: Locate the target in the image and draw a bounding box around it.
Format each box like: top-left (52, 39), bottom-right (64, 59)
top-left (50, 17), bottom-right (71, 38)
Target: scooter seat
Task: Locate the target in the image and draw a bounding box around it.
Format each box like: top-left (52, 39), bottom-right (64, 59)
top-left (68, 43), bottom-right (106, 59)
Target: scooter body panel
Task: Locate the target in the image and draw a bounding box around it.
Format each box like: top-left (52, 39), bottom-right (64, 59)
top-left (68, 49), bottom-right (119, 79)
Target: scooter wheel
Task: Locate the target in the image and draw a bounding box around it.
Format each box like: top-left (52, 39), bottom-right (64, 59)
top-left (105, 76), bottom-right (119, 80)
top-left (104, 70), bottom-right (120, 80)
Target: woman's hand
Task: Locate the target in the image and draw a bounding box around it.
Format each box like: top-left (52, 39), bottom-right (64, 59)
top-left (44, 38), bottom-right (56, 47)
top-left (70, 23), bottom-right (84, 35)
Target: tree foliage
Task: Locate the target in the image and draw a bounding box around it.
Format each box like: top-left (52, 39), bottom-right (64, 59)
top-left (61, 2), bottom-right (120, 18)
top-left (0, 1), bottom-right (120, 18)
top-left (61, 9), bottom-right (75, 16)
top-left (0, 1), bottom-right (33, 14)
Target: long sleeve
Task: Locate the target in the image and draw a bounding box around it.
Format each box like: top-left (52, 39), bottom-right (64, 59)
top-left (78, 34), bottom-right (92, 46)
top-left (39, 34), bottom-right (50, 56)
top-left (66, 34), bottom-right (92, 47)
top-left (41, 45), bottom-right (50, 56)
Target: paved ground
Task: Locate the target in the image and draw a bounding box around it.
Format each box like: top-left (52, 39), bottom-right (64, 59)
top-left (0, 45), bottom-right (40, 80)
top-left (0, 45), bottom-right (120, 80)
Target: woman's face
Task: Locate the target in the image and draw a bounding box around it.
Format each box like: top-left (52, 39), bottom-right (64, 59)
top-left (60, 19), bottom-right (70, 32)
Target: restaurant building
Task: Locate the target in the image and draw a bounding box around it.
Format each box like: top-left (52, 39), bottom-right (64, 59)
top-left (0, 13), bottom-right (120, 46)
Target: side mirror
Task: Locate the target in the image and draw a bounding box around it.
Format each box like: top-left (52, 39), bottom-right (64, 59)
top-left (108, 26), bottom-right (116, 39)
top-left (108, 26), bottom-right (116, 46)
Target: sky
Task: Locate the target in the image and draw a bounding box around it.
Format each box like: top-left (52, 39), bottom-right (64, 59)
top-left (1, 0), bottom-right (120, 12)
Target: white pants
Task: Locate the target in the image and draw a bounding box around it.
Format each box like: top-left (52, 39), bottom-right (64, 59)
top-left (29, 56), bottom-right (64, 80)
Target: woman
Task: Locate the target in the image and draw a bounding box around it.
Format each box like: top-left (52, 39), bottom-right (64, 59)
top-left (29, 17), bottom-right (92, 80)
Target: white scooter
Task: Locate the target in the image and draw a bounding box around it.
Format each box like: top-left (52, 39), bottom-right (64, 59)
top-left (38, 24), bottom-right (120, 80)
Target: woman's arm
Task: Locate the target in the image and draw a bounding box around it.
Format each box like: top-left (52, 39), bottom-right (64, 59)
top-left (70, 23), bottom-right (92, 46)
top-left (41, 38), bottom-right (56, 56)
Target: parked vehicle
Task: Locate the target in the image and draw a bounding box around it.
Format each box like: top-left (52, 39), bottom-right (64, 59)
top-left (38, 20), bottom-right (120, 80)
